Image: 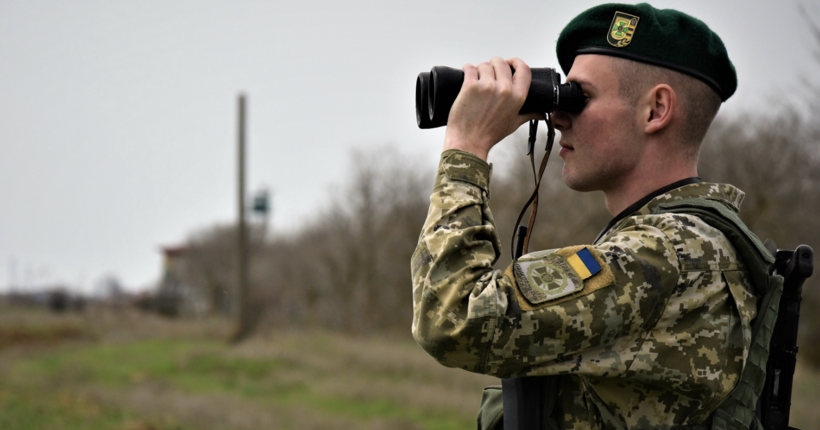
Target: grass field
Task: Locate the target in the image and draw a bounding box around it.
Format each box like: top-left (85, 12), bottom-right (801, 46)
top-left (0, 305), bottom-right (497, 430)
top-left (1, 304), bottom-right (818, 430)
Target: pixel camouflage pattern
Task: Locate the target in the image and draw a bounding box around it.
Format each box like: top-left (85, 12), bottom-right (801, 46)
top-left (411, 150), bottom-right (756, 429)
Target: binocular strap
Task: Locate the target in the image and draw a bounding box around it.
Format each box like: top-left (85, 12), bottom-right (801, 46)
top-left (511, 116), bottom-right (555, 261)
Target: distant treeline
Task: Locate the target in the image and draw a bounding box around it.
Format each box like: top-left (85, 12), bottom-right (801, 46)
top-left (164, 109), bottom-right (820, 366)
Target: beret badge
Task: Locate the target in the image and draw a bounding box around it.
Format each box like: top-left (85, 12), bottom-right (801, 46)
top-left (607, 11), bottom-right (640, 47)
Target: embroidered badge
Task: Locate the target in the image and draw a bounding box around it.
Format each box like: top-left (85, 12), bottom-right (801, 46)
top-left (607, 11), bottom-right (640, 48)
top-left (513, 254), bottom-right (584, 305)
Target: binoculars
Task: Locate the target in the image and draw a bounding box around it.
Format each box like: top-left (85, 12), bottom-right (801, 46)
top-left (415, 66), bottom-right (586, 129)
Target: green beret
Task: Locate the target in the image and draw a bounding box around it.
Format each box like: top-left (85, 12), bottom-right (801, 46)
top-left (556, 3), bottom-right (736, 101)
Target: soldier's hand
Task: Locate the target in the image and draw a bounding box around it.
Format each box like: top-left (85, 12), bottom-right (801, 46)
top-left (442, 57), bottom-right (543, 160)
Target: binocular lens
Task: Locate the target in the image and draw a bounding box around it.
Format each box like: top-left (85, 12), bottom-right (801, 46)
top-left (416, 72), bottom-right (433, 129)
top-left (415, 66), bottom-right (585, 129)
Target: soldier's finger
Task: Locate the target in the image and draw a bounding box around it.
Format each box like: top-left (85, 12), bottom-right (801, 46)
top-left (462, 63), bottom-right (478, 84)
top-left (507, 57), bottom-right (532, 95)
top-left (476, 62), bottom-right (495, 81)
top-left (491, 57), bottom-right (512, 81)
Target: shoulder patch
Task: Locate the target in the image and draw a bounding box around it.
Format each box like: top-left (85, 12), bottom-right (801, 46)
top-left (505, 245), bottom-right (617, 311)
top-left (513, 254), bottom-right (584, 305)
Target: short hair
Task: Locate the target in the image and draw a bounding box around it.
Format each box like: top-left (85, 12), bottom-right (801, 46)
top-left (613, 56), bottom-right (722, 148)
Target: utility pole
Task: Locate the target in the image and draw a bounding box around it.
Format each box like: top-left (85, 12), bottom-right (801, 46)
top-left (232, 93), bottom-right (252, 343)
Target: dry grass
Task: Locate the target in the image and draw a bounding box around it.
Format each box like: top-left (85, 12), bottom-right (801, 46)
top-left (85, 383), bottom-right (364, 430)
top-left (233, 329), bottom-right (498, 414)
top-left (0, 305), bottom-right (90, 349)
top-left (0, 303), bottom-right (232, 343)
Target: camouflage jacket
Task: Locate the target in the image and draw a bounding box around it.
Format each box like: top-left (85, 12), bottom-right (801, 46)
top-left (411, 150), bottom-right (757, 429)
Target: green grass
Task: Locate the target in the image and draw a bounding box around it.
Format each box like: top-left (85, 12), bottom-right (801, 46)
top-left (0, 383), bottom-right (169, 430)
top-left (6, 339), bottom-right (474, 430)
top-left (7, 306), bottom-right (817, 430)
top-left (0, 307), bottom-right (494, 429)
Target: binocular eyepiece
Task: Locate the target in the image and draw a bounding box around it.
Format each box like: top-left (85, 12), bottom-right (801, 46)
top-left (415, 66), bottom-right (585, 129)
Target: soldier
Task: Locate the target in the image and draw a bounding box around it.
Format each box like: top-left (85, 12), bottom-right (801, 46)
top-left (411, 3), bottom-right (755, 429)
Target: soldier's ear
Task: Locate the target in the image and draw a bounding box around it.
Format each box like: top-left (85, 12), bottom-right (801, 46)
top-left (643, 84), bottom-right (675, 135)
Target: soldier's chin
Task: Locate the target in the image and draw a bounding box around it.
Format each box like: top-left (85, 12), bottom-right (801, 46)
top-left (561, 168), bottom-right (598, 192)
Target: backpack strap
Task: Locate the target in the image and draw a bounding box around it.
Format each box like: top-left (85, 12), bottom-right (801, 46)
top-left (653, 198), bottom-right (783, 430)
top-left (653, 198), bottom-right (774, 296)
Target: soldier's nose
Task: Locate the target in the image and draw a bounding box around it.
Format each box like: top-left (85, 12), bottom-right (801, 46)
top-left (552, 111), bottom-right (571, 131)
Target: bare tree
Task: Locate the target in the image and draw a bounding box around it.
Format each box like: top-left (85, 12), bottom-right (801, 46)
top-left (700, 111), bottom-right (820, 367)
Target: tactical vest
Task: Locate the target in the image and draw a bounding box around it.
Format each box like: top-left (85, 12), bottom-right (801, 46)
top-left (478, 198), bottom-right (783, 430)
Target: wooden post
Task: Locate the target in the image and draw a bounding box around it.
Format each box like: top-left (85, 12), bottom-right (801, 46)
top-left (232, 93), bottom-right (251, 343)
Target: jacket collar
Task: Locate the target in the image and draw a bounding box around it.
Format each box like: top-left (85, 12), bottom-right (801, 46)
top-left (594, 179), bottom-right (746, 243)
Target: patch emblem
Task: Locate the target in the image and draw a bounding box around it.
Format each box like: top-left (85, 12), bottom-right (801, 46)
top-left (607, 11), bottom-right (639, 48)
top-left (567, 248), bottom-right (602, 279)
top-left (513, 254), bottom-right (584, 305)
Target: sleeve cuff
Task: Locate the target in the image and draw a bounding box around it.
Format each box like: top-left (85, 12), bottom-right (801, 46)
top-left (438, 149), bottom-right (492, 193)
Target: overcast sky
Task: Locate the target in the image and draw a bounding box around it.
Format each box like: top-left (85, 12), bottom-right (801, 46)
top-left (1, 0), bottom-right (816, 294)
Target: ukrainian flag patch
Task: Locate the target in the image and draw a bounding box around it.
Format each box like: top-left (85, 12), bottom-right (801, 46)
top-left (566, 248), bottom-right (602, 280)
top-left (509, 245), bottom-right (613, 310)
